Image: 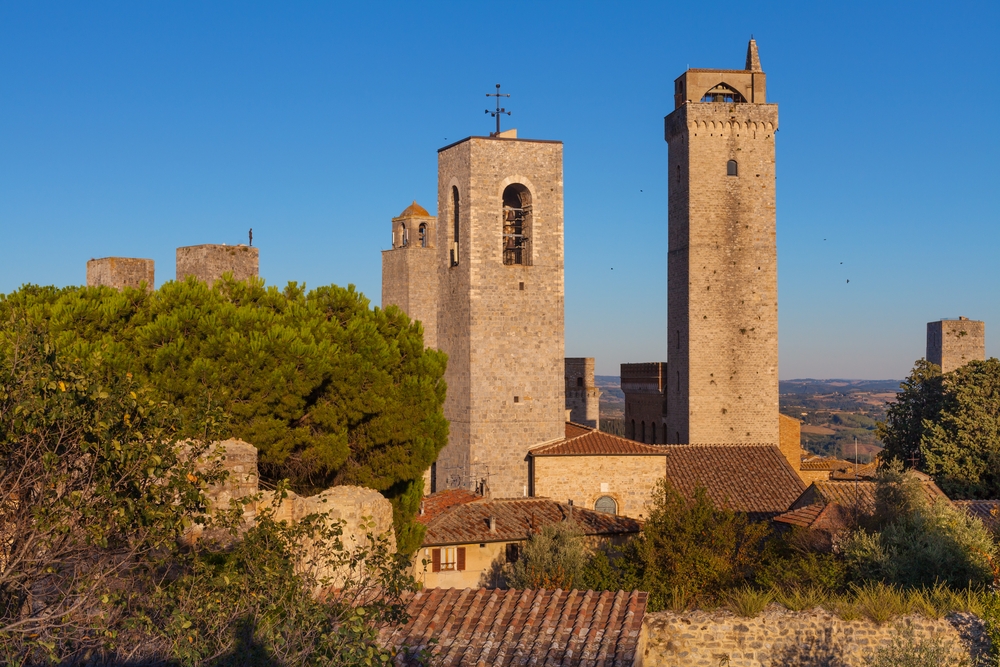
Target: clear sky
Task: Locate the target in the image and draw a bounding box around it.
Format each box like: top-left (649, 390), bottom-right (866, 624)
top-left (2, 1), bottom-right (998, 379)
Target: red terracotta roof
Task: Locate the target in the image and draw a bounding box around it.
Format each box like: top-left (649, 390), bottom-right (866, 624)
top-left (789, 478), bottom-right (950, 514)
top-left (662, 444), bottom-right (806, 517)
top-left (564, 422), bottom-right (594, 439)
top-left (421, 497), bottom-right (640, 547)
top-left (773, 503), bottom-right (826, 528)
top-left (532, 428), bottom-right (667, 456)
top-left (382, 588), bottom-right (648, 666)
top-left (397, 201), bottom-right (431, 218)
top-left (416, 489), bottom-right (479, 526)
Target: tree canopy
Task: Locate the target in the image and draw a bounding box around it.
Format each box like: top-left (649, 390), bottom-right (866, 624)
top-left (0, 278), bottom-right (448, 552)
top-left (878, 358), bottom-right (1000, 498)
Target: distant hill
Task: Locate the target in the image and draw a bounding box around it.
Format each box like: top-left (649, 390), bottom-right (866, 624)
top-left (596, 375), bottom-right (900, 461)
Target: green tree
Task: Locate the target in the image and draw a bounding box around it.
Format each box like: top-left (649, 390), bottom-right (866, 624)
top-left (0, 321), bottom-right (418, 665)
top-left (1, 278), bottom-right (449, 553)
top-left (878, 358), bottom-right (1000, 498)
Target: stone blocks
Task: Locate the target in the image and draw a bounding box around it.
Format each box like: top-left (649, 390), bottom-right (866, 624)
top-left (176, 244), bottom-right (258, 287)
top-left (621, 362), bottom-right (668, 443)
top-left (565, 358), bottom-right (600, 429)
top-left (532, 454), bottom-right (665, 520)
top-left (86, 257), bottom-right (155, 291)
top-left (927, 317), bottom-right (985, 373)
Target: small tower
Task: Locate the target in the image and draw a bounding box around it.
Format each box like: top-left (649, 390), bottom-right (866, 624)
top-left (176, 244), bottom-right (259, 287)
top-left (86, 257), bottom-right (155, 292)
top-left (621, 362), bottom-right (668, 443)
top-left (665, 39), bottom-right (779, 445)
top-left (434, 132), bottom-right (565, 497)
top-left (927, 317), bottom-right (986, 373)
top-left (381, 202), bottom-right (439, 348)
top-left (565, 358), bottom-right (600, 429)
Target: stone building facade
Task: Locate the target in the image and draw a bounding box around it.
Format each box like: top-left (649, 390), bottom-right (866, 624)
top-left (176, 244), bottom-right (259, 287)
top-left (664, 39), bottom-right (779, 446)
top-left (433, 135), bottom-right (565, 498)
top-left (927, 317), bottom-right (985, 373)
top-left (86, 257), bottom-right (155, 291)
top-left (621, 362), bottom-right (668, 443)
top-left (381, 202), bottom-right (439, 348)
top-left (564, 357), bottom-right (599, 428)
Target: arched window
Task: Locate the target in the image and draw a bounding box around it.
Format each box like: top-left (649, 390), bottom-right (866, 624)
top-left (727, 160), bottom-right (738, 177)
top-left (502, 184), bottom-right (532, 266)
top-left (651, 422), bottom-right (657, 444)
top-left (594, 496), bottom-right (617, 515)
top-left (641, 421), bottom-right (646, 443)
top-left (400, 223), bottom-right (408, 247)
top-left (451, 187), bottom-right (460, 266)
top-left (701, 83), bottom-right (747, 104)
top-left (419, 223), bottom-right (427, 247)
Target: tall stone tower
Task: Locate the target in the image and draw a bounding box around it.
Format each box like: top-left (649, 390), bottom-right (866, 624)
top-left (664, 39), bottom-right (779, 445)
top-left (621, 362), bottom-right (668, 443)
top-left (381, 202), bottom-right (439, 348)
top-left (434, 133), bottom-right (565, 497)
top-left (927, 317), bottom-right (985, 373)
top-left (565, 358), bottom-right (600, 429)
top-left (176, 244), bottom-right (259, 287)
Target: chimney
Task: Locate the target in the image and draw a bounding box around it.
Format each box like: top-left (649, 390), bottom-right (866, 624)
top-left (419, 500), bottom-right (425, 516)
top-left (489, 516), bottom-right (496, 533)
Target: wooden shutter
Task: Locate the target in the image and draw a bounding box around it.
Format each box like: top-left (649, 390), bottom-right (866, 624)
top-left (457, 547), bottom-right (466, 571)
top-left (432, 548), bottom-right (441, 572)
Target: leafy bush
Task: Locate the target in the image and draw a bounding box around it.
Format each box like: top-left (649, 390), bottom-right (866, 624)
top-left (505, 520), bottom-right (588, 590)
top-left (0, 324), bottom-right (418, 664)
top-left (1, 279), bottom-right (449, 554)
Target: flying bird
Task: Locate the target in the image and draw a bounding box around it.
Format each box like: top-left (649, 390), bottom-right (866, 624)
top-left (846, 279), bottom-right (850, 283)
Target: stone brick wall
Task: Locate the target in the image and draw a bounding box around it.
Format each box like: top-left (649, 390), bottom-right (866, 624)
top-left (565, 358), bottom-right (600, 429)
top-left (86, 257), bottom-right (155, 291)
top-left (927, 318), bottom-right (986, 373)
top-left (176, 244), bottom-right (259, 287)
top-left (381, 210), bottom-right (439, 349)
top-left (622, 362), bottom-right (668, 443)
top-left (532, 454), bottom-right (665, 519)
top-left (778, 413), bottom-right (803, 479)
top-left (435, 137), bottom-right (565, 498)
top-left (665, 85), bottom-right (779, 447)
top-left (642, 607), bottom-right (987, 666)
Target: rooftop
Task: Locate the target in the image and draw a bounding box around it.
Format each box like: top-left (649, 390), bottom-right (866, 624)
top-left (397, 201), bottom-right (431, 218)
top-left (420, 497), bottom-right (641, 547)
top-left (531, 425), bottom-right (667, 456)
top-left (381, 587), bottom-right (648, 666)
top-left (662, 444), bottom-right (806, 517)
top-left (789, 476), bottom-right (950, 513)
top-left (953, 500), bottom-right (1000, 530)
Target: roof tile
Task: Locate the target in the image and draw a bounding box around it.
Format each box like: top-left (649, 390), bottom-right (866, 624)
top-left (382, 588), bottom-right (648, 666)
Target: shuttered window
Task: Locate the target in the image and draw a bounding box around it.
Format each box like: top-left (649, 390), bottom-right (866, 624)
top-left (431, 546), bottom-right (466, 572)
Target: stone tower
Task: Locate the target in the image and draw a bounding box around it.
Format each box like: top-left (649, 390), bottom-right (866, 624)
top-left (434, 133), bottom-right (565, 497)
top-left (381, 202), bottom-right (439, 348)
top-left (664, 39), bottom-right (779, 445)
top-left (565, 358), bottom-right (600, 429)
top-left (927, 317), bottom-right (985, 373)
top-left (86, 257), bottom-right (155, 292)
top-left (176, 244), bottom-right (259, 287)
top-left (621, 362), bottom-right (668, 443)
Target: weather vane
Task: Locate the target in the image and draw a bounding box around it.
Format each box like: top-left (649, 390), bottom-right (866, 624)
top-left (485, 83), bottom-right (511, 136)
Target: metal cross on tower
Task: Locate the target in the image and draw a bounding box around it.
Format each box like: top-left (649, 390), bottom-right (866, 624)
top-left (485, 83), bottom-right (511, 136)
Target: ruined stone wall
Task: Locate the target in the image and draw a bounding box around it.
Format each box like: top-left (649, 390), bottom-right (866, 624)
top-left (642, 607), bottom-right (986, 667)
top-left (927, 318), bottom-right (986, 373)
top-left (176, 244), bottom-right (259, 287)
top-left (435, 137), bottom-right (565, 498)
top-left (665, 100), bottom-right (779, 447)
top-left (531, 454), bottom-right (665, 520)
top-left (565, 358), bottom-right (600, 429)
top-left (86, 257), bottom-right (155, 291)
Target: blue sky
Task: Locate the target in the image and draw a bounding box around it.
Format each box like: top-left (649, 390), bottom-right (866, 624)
top-left (2, 1), bottom-right (998, 379)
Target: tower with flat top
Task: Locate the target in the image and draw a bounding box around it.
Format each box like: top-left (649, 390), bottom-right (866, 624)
top-left (664, 39), bottom-right (779, 445)
top-left (434, 130), bottom-right (565, 497)
top-left (927, 317), bottom-right (985, 373)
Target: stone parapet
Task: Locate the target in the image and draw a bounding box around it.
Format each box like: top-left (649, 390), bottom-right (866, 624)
top-left (643, 607), bottom-right (987, 666)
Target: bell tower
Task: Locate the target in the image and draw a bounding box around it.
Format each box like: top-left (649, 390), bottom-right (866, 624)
top-left (434, 132), bottom-right (565, 497)
top-left (665, 39), bottom-right (780, 445)
top-left (381, 201), bottom-right (439, 348)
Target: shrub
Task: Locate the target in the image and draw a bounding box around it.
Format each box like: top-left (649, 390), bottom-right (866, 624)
top-left (863, 626), bottom-right (968, 667)
top-left (726, 587), bottom-right (772, 618)
top-left (506, 520), bottom-right (588, 590)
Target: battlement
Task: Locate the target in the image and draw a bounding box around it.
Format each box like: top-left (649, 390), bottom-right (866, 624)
top-left (176, 244), bottom-right (259, 287)
top-left (86, 257), bottom-right (155, 292)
